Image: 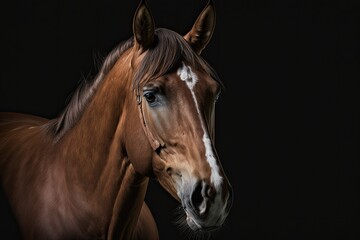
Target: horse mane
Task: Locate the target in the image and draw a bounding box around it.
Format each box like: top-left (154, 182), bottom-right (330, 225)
top-left (44, 38), bottom-right (134, 138)
top-left (45, 28), bottom-right (221, 139)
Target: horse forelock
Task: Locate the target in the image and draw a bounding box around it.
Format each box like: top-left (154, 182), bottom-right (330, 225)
top-left (133, 28), bottom-right (222, 90)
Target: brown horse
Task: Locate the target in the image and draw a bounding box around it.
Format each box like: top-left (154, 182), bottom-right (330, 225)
top-left (0, 1), bottom-right (232, 239)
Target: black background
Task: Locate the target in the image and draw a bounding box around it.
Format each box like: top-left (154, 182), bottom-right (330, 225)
top-left (0, 0), bottom-right (359, 239)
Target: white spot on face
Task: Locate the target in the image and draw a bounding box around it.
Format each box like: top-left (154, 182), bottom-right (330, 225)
top-left (177, 62), bottom-right (223, 189)
top-left (179, 68), bottom-right (190, 81)
top-left (177, 63), bottom-right (196, 87)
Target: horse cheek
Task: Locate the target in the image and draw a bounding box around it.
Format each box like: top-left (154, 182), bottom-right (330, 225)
top-left (125, 125), bottom-right (154, 177)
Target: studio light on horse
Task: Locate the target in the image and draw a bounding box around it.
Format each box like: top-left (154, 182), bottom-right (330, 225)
top-left (0, 1), bottom-right (233, 239)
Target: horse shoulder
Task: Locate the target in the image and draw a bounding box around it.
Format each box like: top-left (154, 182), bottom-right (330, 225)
top-left (133, 202), bottom-right (159, 240)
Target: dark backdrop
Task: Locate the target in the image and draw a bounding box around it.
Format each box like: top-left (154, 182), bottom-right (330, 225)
top-left (0, 0), bottom-right (359, 239)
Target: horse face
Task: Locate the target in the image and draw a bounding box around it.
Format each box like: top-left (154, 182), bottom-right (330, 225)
top-left (140, 63), bottom-right (233, 231)
top-left (130, 0), bottom-right (232, 232)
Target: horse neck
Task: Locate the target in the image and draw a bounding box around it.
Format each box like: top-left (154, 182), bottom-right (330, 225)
top-left (56, 56), bottom-right (148, 235)
top-left (60, 61), bottom-right (126, 186)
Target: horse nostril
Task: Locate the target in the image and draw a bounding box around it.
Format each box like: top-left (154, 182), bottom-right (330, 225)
top-left (205, 184), bottom-right (215, 200)
top-left (190, 182), bottom-right (204, 213)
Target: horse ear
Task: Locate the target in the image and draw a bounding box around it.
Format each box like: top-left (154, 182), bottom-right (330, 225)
top-left (133, 0), bottom-right (155, 51)
top-left (184, 0), bottom-right (216, 55)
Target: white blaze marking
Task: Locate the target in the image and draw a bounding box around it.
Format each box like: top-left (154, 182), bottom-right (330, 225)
top-left (177, 63), bottom-right (223, 189)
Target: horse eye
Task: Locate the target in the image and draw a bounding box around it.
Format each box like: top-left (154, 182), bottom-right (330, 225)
top-left (144, 92), bottom-right (156, 103)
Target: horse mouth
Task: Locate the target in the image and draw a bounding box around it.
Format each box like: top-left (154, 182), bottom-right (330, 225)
top-left (186, 214), bottom-right (202, 231)
top-left (184, 209), bottom-right (221, 232)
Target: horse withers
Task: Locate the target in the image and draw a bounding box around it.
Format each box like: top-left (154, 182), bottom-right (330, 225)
top-left (0, 1), bottom-right (233, 239)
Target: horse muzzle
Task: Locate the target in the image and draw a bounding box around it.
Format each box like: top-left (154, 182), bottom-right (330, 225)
top-left (181, 180), bottom-right (233, 232)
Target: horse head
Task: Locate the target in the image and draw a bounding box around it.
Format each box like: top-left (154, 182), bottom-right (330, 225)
top-left (124, 1), bottom-right (233, 232)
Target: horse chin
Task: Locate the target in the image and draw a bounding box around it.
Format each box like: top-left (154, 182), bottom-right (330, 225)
top-left (183, 208), bottom-right (221, 233)
top-left (186, 214), bottom-right (202, 231)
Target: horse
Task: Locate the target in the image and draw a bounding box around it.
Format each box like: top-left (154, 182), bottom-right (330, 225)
top-left (0, 1), bottom-right (233, 239)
